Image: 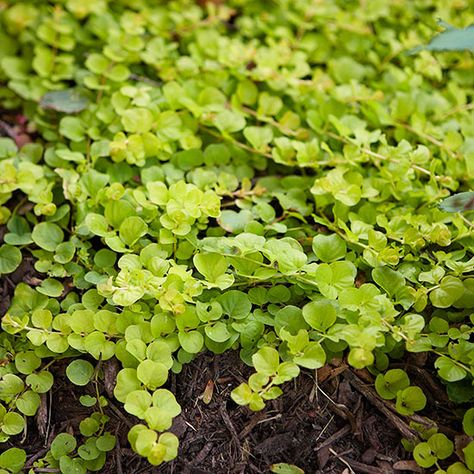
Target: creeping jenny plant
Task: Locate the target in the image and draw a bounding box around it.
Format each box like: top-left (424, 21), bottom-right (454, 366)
top-left (0, 0), bottom-right (473, 472)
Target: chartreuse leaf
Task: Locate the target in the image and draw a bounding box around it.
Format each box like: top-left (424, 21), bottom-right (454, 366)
top-left (145, 389), bottom-right (181, 431)
top-left (464, 441), bottom-right (474, 470)
top-left (97, 433), bottom-right (116, 452)
top-left (32, 222), bottom-right (64, 251)
top-left (113, 368), bottom-right (141, 403)
top-left (2, 411), bottom-right (25, 435)
top-left (312, 234), bottom-right (346, 262)
top-left (244, 126), bottom-right (273, 151)
top-left (16, 390), bottom-right (41, 416)
top-left (413, 442), bottom-right (437, 468)
top-left (136, 360), bottom-right (168, 390)
top-left (348, 348), bottom-right (374, 369)
top-left (0, 245), bottom-right (22, 274)
top-left (430, 276), bottom-right (465, 308)
top-left (231, 383), bottom-right (253, 406)
top-left (51, 433), bottom-right (77, 460)
top-left (193, 253), bottom-right (234, 289)
top-left (125, 390), bottom-right (152, 418)
top-left (26, 371), bottom-right (54, 393)
top-left (375, 369), bottom-right (410, 400)
top-left (217, 291), bottom-right (252, 320)
top-left (294, 342), bottom-right (326, 369)
top-left (59, 456), bottom-right (87, 474)
top-left (270, 463), bottom-right (305, 474)
top-left (435, 356), bottom-right (467, 382)
top-left (15, 351), bottom-right (41, 375)
top-left (302, 300), bottom-right (337, 331)
top-left (463, 408), bottom-right (474, 436)
top-left (395, 386), bottom-right (426, 415)
top-left (413, 433), bottom-right (454, 469)
top-left (79, 417), bottom-right (100, 437)
top-left (66, 360), bottom-right (95, 386)
top-left (428, 433), bottom-right (454, 460)
top-left (252, 346), bottom-right (280, 376)
top-left (372, 267), bottom-right (405, 296)
top-left (0, 448), bottom-right (26, 473)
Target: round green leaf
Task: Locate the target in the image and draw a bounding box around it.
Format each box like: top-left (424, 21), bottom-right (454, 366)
top-left (231, 383), bottom-right (252, 406)
top-left (205, 322), bottom-right (231, 342)
top-left (293, 342), bottom-right (326, 369)
top-left (96, 433), bottom-right (116, 452)
top-left (79, 417), bottom-right (100, 437)
top-left (78, 439), bottom-right (101, 461)
top-left (26, 371), bottom-right (54, 393)
top-left (16, 390), bottom-right (41, 416)
top-left (51, 433), bottom-right (77, 460)
top-left (430, 276), bottom-right (465, 308)
top-left (302, 300), bottom-right (337, 331)
top-left (113, 368), bottom-right (141, 403)
top-left (413, 442), bottom-right (436, 468)
top-left (124, 389), bottom-right (152, 418)
top-left (136, 359), bottom-right (168, 390)
top-left (32, 222), bottom-right (64, 252)
top-left (435, 356), bottom-right (467, 382)
top-left (178, 330), bottom-right (204, 354)
top-left (15, 351), bottom-right (41, 375)
top-left (79, 395), bottom-right (97, 407)
top-left (37, 278), bottom-right (64, 297)
top-left (375, 369), bottom-right (410, 400)
top-left (59, 456), bottom-right (87, 474)
top-left (463, 441), bottom-right (474, 470)
top-left (0, 374), bottom-right (25, 398)
top-left (396, 386), bottom-right (427, 415)
top-left (428, 433), bottom-right (453, 460)
top-left (252, 346), bottom-right (280, 376)
top-left (312, 234), bottom-right (346, 262)
top-left (0, 245), bottom-right (22, 275)
top-left (2, 412), bottom-right (25, 435)
top-left (217, 290), bottom-right (252, 320)
top-left (348, 347), bottom-right (374, 369)
top-left (463, 408), bottom-right (474, 436)
top-left (66, 360), bottom-right (95, 386)
top-left (0, 448), bottom-right (26, 472)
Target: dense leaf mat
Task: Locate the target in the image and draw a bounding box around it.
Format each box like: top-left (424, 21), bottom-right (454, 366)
top-left (0, 0), bottom-right (473, 472)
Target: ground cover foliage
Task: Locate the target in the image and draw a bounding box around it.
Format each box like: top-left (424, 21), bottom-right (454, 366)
top-left (0, 0), bottom-right (473, 472)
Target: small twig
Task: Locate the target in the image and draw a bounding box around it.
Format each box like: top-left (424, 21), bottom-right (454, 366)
top-left (219, 401), bottom-right (241, 448)
top-left (329, 448), bottom-right (356, 474)
top-left (115, 426), bottom-right (124, 474)
top-left (440, 102), bottom-right (474, 118)
top-left (25, 447), bottom-right (50, 469)
top-left (256, 413), bottom-right (282, 425)
top-left (313, 415), bottom-right (335, 445)
top-left (315, 424), bottom-right (351, 452)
